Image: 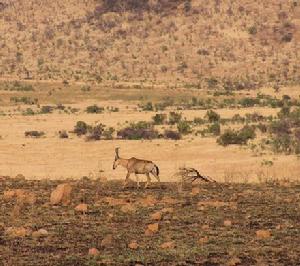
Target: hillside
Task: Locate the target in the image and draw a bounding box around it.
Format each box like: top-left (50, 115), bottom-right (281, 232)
top-left (0, 0), bottom-right (300, 88)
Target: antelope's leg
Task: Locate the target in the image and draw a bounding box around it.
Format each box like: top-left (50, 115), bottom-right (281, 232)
top-left (135, 173), bottom-right (140, 189)
top-left (145, 173), bottom-right (151, 188)
top-left (123, 172), bottom-right (131, 188)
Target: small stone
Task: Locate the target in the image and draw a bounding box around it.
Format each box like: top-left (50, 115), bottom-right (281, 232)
top-left (120, 204), bottom-right (136, 213)
top-left (88, 248), bottom-right (100, 256)
top-left (75, 203), bottom-right (88, 213)
top-left (5, 227), bottom-right (31, 238)
top-left (147, 223), bottom-right (159, 233)
top-left (161, 207), bottom-right (174, 214)
top-left (128, 240), bottom-right (139, 250)
top-left (160, 241), bottom-right (174, 249)
top-left (150, 211), bottom-right (162, 221)
top-left (227, 257), bottom-right (242, 266)
top-left (191, 187), bottom-right (201, 196)
top-left (224, 220), bottom-right (232, 227)
top-left (198, 236), bottom-right (209, 245)
top-left (32, 229), bottom-right (49, 238)
top-left (256, 230), bottom-right (271, 239)
top-left (201, 224), bottom-right (210, 230)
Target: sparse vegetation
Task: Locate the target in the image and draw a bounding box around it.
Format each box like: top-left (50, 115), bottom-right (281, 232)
top-left (117, 121), bottom-right (158, 140)
top-left (24, 131), bottom-right (45, 138)
top-left (58, 130), bottom-right (69, 139)
top-left (217, 125), bottom-right (256, 146)
top-left (86, 105), bottom-right (104, 114)
top-left (74, 121), bottom-right (89, 136)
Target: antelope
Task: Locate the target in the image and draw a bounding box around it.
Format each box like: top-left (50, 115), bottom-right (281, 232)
top-left (112, 148), bottom-right (160, 188)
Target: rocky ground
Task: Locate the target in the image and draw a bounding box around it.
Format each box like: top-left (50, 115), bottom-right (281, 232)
top-left (0, 177), bottom-right (299, 265)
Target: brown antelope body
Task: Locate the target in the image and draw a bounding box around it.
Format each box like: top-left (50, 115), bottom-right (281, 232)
top-left (112, 148), bottom-right (160, 188)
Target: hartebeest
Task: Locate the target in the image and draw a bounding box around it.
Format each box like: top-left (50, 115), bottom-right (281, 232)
top-left (112, 148), bottom-right (160, 188)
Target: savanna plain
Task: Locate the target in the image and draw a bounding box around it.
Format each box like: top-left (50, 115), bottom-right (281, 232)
top-left (1, 0), bottom-right (300, 265)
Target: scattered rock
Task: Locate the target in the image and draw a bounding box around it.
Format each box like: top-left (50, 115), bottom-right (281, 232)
top-left (150, 211), bottom-right (162, 221)
top-left (256, 230), bottom-right (271, 239)
top-left (3, 190), bottom-right (16, 199)
top-left (103, 197), bottom-right (127, 206)
top-left (145, 223), bottom-right (159, 236)
top-left (201, 224), bottom-right (210, 230)
top-left (120, 203), bottom-right (136, 213)
top-left (50, 183), bottom-right (72, 205)
top-left (161, 196), bottom-right (179, 204)
top-left (5, 227), bottom-right (31, 238)
top-left (161, 207), bottom-right (174, 214)
top-left (128, 240), bottom-right (139, 250)
top-left (32, 229), bottom-right (49, 238)
top-left (276, 224), bottom-right (282, 230)
top-left (191, 186), bottom-right (201, 196)
top-left (139, 195), bottom-right (157, 207)
top-left (224, 220), bottom-right (232, 227)
top-left (197, 201), bottom-right (237, 209)
top-left (75, 203), bottom-right (88, 213)
top-left (160, 241), bottom-right (174, 249)
top-left (3, 189), bottom-right (36, 205)
top-left (88, 248), bottom-right (100, 256)
top-left (226, 257), bottom-right (242, 266)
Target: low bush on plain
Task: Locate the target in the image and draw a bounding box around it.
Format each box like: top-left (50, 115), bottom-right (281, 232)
top-left (217, 125), bottom-right (256, 146)
top-left (25, 131), bottom-right (45, 138)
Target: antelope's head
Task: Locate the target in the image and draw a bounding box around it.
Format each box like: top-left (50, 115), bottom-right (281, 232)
top-left (112, 147), bottom-right (120, 170)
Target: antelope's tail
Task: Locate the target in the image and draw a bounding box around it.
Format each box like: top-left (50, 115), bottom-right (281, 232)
top-left (153, 164), bottom-right (159, 176)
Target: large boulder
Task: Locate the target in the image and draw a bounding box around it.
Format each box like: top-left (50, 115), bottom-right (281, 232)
top-left (50, 183), bottom-right (72, 205)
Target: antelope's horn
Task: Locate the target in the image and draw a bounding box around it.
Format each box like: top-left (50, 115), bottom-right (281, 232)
top-left (115, 147), bottom-right (120, 158)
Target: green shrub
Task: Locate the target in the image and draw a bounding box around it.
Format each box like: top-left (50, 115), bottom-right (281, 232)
top-left (10, 96), bottom-right (37, 105)
top-left (25, 131), bottom-right (45, 138)
top-left (239, 125), bottom-right (256, 141)
top-left (248, 26), bottom-right (257, 35)
top-left (74, 121), bottom-right (89, 136)
top-left (140, 102), bottom-right (153, 111)
top-left (103, 127), bottom-right (115, 140)
top-left (40, 105), bottom-right (53, 114)
top-left (205, 110), bottom-right (220, 123)
top-left (86, 105), bottom-right (104, 114)
top-left (59, 130), bottom-right (69, 139)
top-left (193, 117), bottom-right (205, 125)
top-left (177, 120), bottom-right (192, 135)
top-left (168, 112), bottom-right (182, 125)
top-left (152, 113), bottom-right (167, 125)
top-left (23, 108), bottom-right (35, 116)
top-left (164, 130), bottom-right (181, 140)
top-left (239, 97), bottom-right (260, 107)
top-left (81, 85), bottom-right (91, 92)
top-left (207, 122), bottom-right (221, 136)
top-left (86, 124), bottom-right (105, 141)
top-left (10, 81), bottom-right (34, 91)
top-left (217, 125), bottom-right (256, 146)
top-left (271, 133), bottom-right (293, 154)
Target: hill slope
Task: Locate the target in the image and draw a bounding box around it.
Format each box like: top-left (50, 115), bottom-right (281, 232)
top-left (0, 0), bottom-right (300, 88)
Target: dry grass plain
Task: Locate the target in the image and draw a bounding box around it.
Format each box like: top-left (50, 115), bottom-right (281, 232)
top-left (0, 81), bottom-right (299, 182)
